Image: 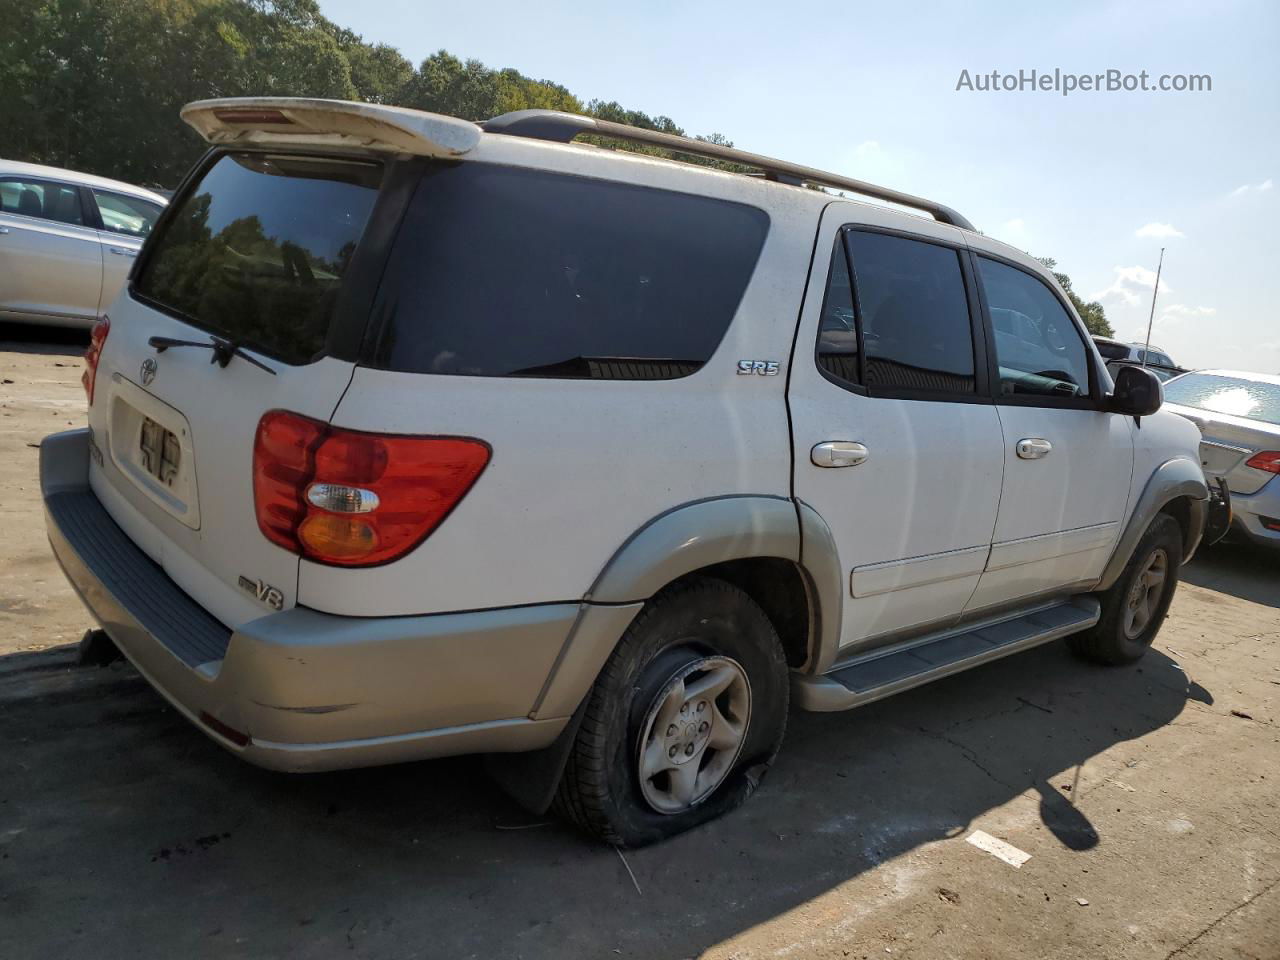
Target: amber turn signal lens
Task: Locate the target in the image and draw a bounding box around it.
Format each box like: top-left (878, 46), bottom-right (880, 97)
top-left (298, 513), bottom-right (378, 560)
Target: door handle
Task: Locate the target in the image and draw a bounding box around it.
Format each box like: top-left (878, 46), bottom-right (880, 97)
top-left (1016, 438), bottom-right (1053, 460)
top-left (109, 247), bottom-right (137, 257)
top-left (0, 226), bottom-right (10, 235)
top-left (812, 441), bottom-right (869, 467)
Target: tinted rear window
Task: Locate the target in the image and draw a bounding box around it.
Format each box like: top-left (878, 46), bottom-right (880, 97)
top-left (369, 164), bottom-right (769, 379)
top-left (1164, 374), bottom-right (1280, 424)
top-left (1093, 340), bottom-right (1129, 360)
top-left (135, 153), bottom-right (382, 364)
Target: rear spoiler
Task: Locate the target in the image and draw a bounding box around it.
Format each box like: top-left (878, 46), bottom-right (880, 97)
top-left (180, 98), bottom-right (481, 158)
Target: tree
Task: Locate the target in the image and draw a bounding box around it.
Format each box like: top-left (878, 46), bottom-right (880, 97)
top-left (1037, 257), bottom-right (1114, 337)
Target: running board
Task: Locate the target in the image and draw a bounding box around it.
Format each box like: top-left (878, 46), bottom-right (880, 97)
top-left (794, 597), bottom-right (1101, 712)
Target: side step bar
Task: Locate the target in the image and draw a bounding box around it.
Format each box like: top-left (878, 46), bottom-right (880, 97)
top-left (794, 597), bottom-right (1101, 712)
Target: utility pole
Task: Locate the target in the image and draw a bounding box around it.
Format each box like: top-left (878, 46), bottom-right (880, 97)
top-left (1142, 247), bottom-right (1165, 367)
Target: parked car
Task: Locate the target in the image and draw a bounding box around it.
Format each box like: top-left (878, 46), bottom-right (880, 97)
top-left (0, 160), bottom-right (167, 329)
top-left (1093, 336), bottom-right (1186, 383)
top-left (42, 98), bottom-right (1211, 845)
top-left (1162, 369), bottom-right (1280, 550)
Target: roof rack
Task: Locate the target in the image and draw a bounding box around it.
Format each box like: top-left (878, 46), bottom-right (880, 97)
top-left (481, 109), bottom-right (976, 232)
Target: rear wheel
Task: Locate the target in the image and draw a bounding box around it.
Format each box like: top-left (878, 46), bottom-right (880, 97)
top-left (554, 578), bottom-right (789, 846)
top-left (1070, 513), bottom-right (1183, 665)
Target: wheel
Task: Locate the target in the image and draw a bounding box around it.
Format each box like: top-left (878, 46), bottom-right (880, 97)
top-left (1070, 513), bottom-right (1183, 665)
top-left (554, 577), bottom-right (789, 846)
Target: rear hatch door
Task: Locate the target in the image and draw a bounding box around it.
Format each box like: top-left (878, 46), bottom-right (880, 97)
top-left (87, 150), bottom-right (387, 627)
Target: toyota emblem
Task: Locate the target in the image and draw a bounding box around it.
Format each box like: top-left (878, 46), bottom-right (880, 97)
top-left (140, 357), bottom-right (157, 386)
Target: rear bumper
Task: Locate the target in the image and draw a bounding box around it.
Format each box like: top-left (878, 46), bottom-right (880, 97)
top-left (42, 429), bottom-right (587, 771)
top-left (1228, 476), bottom-right (1280, 548)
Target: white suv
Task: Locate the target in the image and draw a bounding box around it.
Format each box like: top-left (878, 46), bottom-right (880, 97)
top-left (42, 98), bottom-right (1211, 845)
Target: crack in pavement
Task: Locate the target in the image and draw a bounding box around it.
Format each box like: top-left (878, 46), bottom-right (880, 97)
top-left (1162, 873), bottom-right (1280, 959)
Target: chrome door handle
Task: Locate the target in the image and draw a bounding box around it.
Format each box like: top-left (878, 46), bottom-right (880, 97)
top-left (109, 247), bottom-right (137, 257)
top-left (1016, 438), bottom-right (1053, 460)
top-left (812, 441), bottom-right (869, 467)
top-left (0, 226), bottom-right (10, 235)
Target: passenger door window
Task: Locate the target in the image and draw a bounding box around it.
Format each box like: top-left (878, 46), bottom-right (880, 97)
top-left (0, 178), bottom-right (86, 226)
top-left (819, 230), bottom-right (977, 397)
top-left (976, 257), bottom-right (1092, 400)
top-left (92, 190), bottom-right (163, 238)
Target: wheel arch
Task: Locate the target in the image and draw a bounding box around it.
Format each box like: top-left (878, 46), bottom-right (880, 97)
top-left (1098, 457), bottom-right (1208, 591)
top-left (534, 496), bottom-right (843, 722)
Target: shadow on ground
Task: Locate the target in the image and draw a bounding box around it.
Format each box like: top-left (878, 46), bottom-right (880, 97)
top-left (0, 321), bottom-right (88, 357)
top-left (1184, 539), bottom-right (1280, 608)
top-left (0, 636), bottom-right (1203, 959)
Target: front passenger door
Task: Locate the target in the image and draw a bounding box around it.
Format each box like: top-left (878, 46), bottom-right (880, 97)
top-left (963, 253), bottom-right (1133, 614)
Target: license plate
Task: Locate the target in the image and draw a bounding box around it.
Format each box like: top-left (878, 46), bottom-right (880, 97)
top-left (139, 417), bottom-right (181, 486)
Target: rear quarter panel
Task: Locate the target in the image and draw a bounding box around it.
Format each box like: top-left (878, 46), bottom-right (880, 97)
top-left (300, 145), bottom-right (821, 616)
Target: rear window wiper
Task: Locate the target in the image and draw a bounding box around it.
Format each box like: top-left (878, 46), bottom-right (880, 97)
top-left (148, 335), bottom-right (277, 375)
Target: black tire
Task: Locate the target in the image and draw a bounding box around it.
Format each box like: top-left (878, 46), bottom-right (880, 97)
top-left (553, 577), bottom-right (789, 846)
top-left (1070, 513), bottom-right (1183, 665)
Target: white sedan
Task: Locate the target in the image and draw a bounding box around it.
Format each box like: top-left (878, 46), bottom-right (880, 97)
top-left (0, 160), bottom-right (167, 329)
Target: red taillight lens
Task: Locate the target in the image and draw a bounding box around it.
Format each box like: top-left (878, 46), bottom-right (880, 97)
top-left (252, 411), bottom-right (490, 567)
top-left (81, 316), bottom-right (110, 404)
top-left (1245, 451), bottom-right (1280, 475)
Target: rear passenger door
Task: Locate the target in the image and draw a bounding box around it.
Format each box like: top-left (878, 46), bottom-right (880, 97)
top-left (962, 251), bottom-right (1133, 614)
top-left (788, 208), bottom-right (1005, 652)
top-left (89, 189), bottom-right (164, 313)
top-left (0, 176), bottom-right (103, 322)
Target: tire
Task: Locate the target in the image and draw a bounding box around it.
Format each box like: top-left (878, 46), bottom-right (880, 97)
top-left (1070, 513), bottom-right (1183, 665)
top-left (553, 577), bottom-right (789, 846)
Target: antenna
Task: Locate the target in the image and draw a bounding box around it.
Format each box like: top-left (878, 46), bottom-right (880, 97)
top-left (1142, 247), bottom-right (1165, 367)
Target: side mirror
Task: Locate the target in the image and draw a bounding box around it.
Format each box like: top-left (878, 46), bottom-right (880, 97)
top-left (1108, 364), bottom-right (1163, 417)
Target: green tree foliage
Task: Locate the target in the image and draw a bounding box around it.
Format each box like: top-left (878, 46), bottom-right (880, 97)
top-left (0, 1), bottom-right (747, 186)
top-left (1037, 257), bottom-right (1113, 337)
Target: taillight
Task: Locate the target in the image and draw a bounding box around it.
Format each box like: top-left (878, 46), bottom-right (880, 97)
top-left (1245, 451), bottom-right (1280, 475)
top-left (81, 316), bottom-right (110, 404)
top-left (252, 411), bottom-right (490, 567)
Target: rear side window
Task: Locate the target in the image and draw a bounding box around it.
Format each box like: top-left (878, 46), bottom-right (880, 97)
top-left (370, 164), bottom-right (769, 379)
top-left (135, 153), bottom-right (382, 364)
top-left (832, 230), bottom-right (976, 395)
top-left (976, 257), bottom-right (1090, 399)
top-left (0, 178), bottom-right (85, 226)
top-left (93, 190), bottom-right (163, 238)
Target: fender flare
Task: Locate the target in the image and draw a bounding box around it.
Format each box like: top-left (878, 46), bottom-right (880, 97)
top-left (587, 495), bottom-right (801, 603)
top-left (1097, 456), bottom-right (1209, 591)
top-left (533, 495), bottom-right (821, 723)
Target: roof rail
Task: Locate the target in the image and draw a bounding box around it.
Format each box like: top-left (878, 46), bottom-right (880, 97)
top-left (481, 109), bottom-right (976, 232)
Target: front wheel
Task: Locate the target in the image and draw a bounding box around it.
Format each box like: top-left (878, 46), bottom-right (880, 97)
top-left (1070, 513), bottom-right (1183, 665)
top-left (553, 578), bottom-right (789, 846)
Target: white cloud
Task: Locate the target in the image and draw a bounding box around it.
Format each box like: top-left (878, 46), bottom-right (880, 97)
top-left (1135, 222), bottom-right (1184, 238)
top-left (1160, 304), bottom-right (1216, 319)
top-left (1091, 264), bottom-right (1171, 306)
top-left (1230, 178), bottom-right (1273, 196)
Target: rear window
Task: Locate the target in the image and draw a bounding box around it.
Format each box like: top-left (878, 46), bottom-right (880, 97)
top-left (1093, 340), bottom-right (1129, 360)
top-left (1164, 374), bottom-right (1280, 425)
top-left (135, 153), bottom-right (382, 364)
top-left (368, 164), bottom-right (769, 379)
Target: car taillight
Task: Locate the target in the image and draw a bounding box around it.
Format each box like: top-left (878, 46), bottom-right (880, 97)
top-left (81, 316), bottom-right (110, 404)
top-left (252, 410), bottom-right (490, 567)
top-left (1245, 451), bottom-right (1280, 475)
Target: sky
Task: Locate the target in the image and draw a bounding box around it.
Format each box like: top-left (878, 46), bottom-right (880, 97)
top-left (320, 0), bottom-right (1278, 373)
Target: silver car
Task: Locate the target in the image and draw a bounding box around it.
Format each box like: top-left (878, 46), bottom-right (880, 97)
top-left (1164, 369), bottom-right (1280, 549)
top-left (0, 160), bottom-right (167, 329)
